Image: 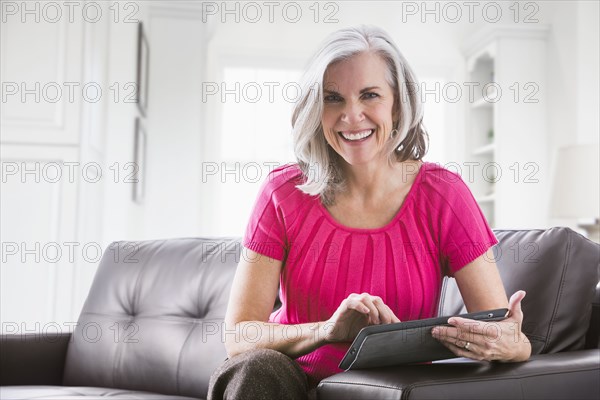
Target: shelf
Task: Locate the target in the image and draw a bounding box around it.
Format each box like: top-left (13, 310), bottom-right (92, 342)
top-left (464, 25), bottom-right (549, 229)
top-left (473, 143), bottom-right (495, 156)
top-left (471, 84), bottom-right (499, 109)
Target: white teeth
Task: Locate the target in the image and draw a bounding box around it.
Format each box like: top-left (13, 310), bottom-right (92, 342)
top-left (339, 129), bottom-right (373, 141)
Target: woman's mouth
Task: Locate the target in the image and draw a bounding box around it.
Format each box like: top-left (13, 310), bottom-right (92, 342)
top-left (337, 129), bottom-right (374, 143)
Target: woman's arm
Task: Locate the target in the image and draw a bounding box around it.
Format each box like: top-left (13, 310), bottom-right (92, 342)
top-left (225, 248), bottom-right (401, 359)
top-left (453, 248), bottom-right (509, 311)
top-left (432, 248), bottom-right (532, 362)
top-left (224, 248), bottom-right (326, 358)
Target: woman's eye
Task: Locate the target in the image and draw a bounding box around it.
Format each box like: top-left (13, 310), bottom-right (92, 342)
top-left (363, 92), bottom-right (379, 99)
top-left (324, 95), bottom-right (341, 102)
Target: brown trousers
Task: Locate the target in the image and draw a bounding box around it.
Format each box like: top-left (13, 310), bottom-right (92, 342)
top-left (207, 349), bottom-right (318, 400)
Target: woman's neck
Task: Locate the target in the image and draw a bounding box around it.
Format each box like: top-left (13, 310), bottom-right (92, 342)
top-left (339, 159), bottom-right (422, 205)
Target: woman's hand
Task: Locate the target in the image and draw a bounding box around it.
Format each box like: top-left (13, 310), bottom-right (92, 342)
top-left (323, 292), bottom-right (400, 343)
top-left (431, 290), bottom-right (532, 362)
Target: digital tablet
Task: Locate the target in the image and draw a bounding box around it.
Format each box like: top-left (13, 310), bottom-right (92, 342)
top-left (338, 308), bottom-right (509, 370)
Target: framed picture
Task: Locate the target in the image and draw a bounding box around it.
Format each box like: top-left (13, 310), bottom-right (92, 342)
top-left (136, 22), bottom-right (149, 116)
top-left (132, 117), bottom-right (147, 204)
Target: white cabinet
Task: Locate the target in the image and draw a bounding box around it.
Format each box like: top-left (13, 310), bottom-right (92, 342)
top-left (0, 145), bottom-right (79, 328)
top-left (0, 3), bottom-right (112, 331)
top-left (1, 17), bottom-right (84, 145)
top-left (463, 26), bottom-right (549, 229)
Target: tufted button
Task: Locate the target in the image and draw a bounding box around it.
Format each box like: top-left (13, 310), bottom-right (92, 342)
top-left (194, 305), bottom-right (207, 320)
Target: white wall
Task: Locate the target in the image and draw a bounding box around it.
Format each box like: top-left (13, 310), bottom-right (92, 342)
top-left (200, 1), bottom-right (470, 234)
top-left (538, 1), bottom-right (599, 230)
top-left (2, 1), bottom-right (598, 331)
top-left (576, 1), bottom-right (600, 144)
top-left (100, 12), bottom-right (148, 245)
top-left (538, 0), bottom-right (599, 148)
top-left (0, 0), bottom-right (128, 329)
top-left (199, 0), bottom-right (598, 234)
top-left (142, 10), bottom-right (205, 240)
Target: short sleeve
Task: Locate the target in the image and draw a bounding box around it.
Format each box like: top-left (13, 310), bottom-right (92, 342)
top-left (436, 171), bottom-right (498, 276)
top-left (241, 170), bottom-right (288, 261)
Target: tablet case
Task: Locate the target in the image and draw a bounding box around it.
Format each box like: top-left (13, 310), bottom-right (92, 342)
top-left (339, 308), bottom-right (509, 370)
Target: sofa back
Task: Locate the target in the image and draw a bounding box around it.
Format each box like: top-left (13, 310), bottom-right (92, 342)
top-left (438, 227), bottom-right (600, 354)
top-left (62, 228), bottom-right (599, 398)
top-left (63, 237), bottom-right (241, 399)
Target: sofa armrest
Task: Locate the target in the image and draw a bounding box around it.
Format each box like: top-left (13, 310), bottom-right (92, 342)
top-left (585, 282), bottom-right (600, 349)
top-left (0, 332), bottom-right (71, 386)
top-left (317, 350), bottom-right (600, 400)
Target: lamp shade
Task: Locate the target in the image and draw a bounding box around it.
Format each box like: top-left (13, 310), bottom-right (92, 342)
top-left (550, 144), bottom-right (600, 219)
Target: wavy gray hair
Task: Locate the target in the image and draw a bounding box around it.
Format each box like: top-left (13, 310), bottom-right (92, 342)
top-left (291, 25), bottom-right (428, 206)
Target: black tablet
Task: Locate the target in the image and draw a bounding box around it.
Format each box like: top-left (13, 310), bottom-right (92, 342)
top-left (338, 308), bottom-right (509, 370)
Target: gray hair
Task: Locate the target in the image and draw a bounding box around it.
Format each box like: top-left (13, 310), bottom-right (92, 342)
top-left (291, 25), bottom-right (428, 206)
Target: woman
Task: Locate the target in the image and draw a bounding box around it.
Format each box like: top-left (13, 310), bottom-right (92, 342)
top-left (208, 25), bottom-right (531, 400)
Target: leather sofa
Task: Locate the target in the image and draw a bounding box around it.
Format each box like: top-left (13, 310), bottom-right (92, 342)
top-left (1, 227), bottom-right (599, 399)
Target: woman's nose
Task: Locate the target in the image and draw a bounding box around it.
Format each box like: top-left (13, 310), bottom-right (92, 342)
top-left (340, 101), bottom-right (365, 124)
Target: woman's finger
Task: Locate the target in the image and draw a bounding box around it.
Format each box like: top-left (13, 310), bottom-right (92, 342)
top-left (437, 337), bottom-right (486, 361)
top-left (431, 325), bottom-right (482, 349)
top-left (371, 297), bottom-right (396, 324)
top-left (382, 303), bottom-right (401, 323)
top-left (431, 326), bottom-right (482, 347)
top-left (446, 317), bottom-right (484, 335)
top-left (346, 297), bottom-right (371, 315)
top-left (507, 290), bottom-right (526, 323)
top-left (345, 293), bottom-right (400, 325)
top-left (359, 295), bottom-right (381, 324)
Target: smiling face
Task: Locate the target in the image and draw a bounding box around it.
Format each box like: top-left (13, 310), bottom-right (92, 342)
top-left (321, 51), bottom-right (397, 168)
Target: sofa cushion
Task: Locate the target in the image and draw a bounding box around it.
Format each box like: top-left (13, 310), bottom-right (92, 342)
top-left (438, 227), bottom-right (600, 354)
top-left (62, 238), bottom-right (241, 399)
top-left (0, 385), bottom-right (200, 400)
top-left (317, 350), bottom-right (600, 400)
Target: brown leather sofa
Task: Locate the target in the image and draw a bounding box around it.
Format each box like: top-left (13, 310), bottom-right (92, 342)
top-left (1, 227), bottom-right (599, 399)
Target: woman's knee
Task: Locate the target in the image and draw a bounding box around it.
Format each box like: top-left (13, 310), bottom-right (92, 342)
top-left (222, 348), bottom-right (303, 378)
top-left (240, 348), bottom-right (297, 368)
top-left (208, 349), bottom-right (308, 400)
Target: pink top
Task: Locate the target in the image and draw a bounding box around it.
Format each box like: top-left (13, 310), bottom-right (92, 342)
top-left (242, 161), bottom-right (498, 384)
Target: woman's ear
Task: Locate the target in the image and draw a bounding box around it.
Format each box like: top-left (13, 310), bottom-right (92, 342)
top-left (392, 96), bottom-right (400, 125)
top-left (392, 113), bottom-right (399, 128)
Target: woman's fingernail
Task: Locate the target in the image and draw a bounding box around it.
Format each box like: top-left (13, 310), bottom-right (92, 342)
top-left (431, 328), bottom-right (439, 335)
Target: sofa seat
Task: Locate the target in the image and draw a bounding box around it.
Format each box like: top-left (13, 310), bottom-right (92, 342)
top-left (0, 385), bottom-right (201, 400)
top-left (318, 350), bottom-right (600, 400)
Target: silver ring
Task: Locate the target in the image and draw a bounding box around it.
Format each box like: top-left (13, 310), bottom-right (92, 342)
top-left (464, 341), bottom-right (471, 351)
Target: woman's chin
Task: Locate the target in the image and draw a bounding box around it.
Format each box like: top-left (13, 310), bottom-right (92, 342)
top-left (339, 153), bottom-right (385, 168)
